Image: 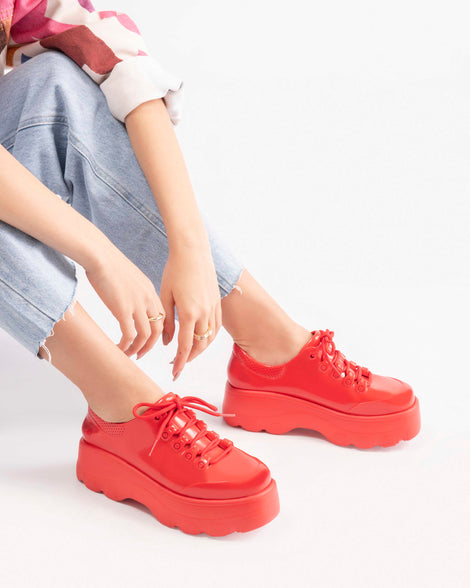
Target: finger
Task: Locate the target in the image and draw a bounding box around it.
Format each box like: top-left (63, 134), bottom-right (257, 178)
top-left (187, 315), bottom-right (211, 363)
top-left (206, 305), bottom-right (219, 346)
top-left (215, 301), bottom-right (222, 336)
top-left (117, 313), bottom-right (136, 353)
top-left (160, 287), bottom-right (175, 346)
top-left (203, 308), bottom-right (217, 347)
top-left (125, 307), bottom-right (152, 357)
top-left (173, 316), bottom-right (196, 379)
top-left (136, 307), bottom-right (165, 359)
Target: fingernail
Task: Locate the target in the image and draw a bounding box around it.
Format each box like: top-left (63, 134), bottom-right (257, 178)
top-left (169, 359), bottom-right (175, 364)
top-left (173, 370), bottom-right (181, 381)
top-left (162, 332), bottom-right (169, 345)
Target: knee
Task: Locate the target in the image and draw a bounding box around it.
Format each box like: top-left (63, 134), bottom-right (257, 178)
top-left (28, 50), bottom-right (84, 81)
top-left (0, 50), bottom-right (86, 133)
top-left (17, 50), bottom-right (107, 131)
top-left (30, 51), bottom-right (97, 98)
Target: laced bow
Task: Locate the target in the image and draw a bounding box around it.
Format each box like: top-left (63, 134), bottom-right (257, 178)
top-left (312, 330), bottom-right (370, 388)
top-left (132, 394), bottom-right (235, 465)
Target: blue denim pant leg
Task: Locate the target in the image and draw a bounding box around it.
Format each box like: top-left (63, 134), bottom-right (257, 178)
top-left (0, 50), bottom-right (245, 363)
top-left (0, 56), bottom-right (80, 361)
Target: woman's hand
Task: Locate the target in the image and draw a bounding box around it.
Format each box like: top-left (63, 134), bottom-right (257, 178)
top-left (85, 243), bottom-right (165, 359)
top-left (124, 100), bottom-right (223, 377)
top-left (160, 241), bottom-right (222, 380)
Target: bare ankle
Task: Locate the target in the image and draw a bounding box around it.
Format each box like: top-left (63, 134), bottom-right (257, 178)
top-left (89, 387), bottom-right (167, 423)
top-left (235, 324), bottom-right (312, 365)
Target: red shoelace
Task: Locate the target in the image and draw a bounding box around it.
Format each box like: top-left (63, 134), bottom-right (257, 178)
top-left (133, 395), bottom-right (235, 466)
top-left (311, 330), bottom-right (370, 390)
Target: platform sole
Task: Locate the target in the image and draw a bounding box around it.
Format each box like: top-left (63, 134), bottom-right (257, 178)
top-left (222, 382), bottom-right (421, 449)
top-left (76, 438), bottom-right (280, 536)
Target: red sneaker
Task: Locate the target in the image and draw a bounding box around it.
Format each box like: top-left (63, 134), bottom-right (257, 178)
top-left (223, 330), bottom-right (421, 448)
top-left (76, 392), bottom-right (279, 536)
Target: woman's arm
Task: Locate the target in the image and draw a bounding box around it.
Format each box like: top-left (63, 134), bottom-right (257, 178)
top-left (125, 98), bottom-right (208, 249)
top-left (124, 98), bottom-right (223, 379)
top-left (0, 143), bottom-right (108, 269)
top-left (0, 143), bottom-right (164, 356)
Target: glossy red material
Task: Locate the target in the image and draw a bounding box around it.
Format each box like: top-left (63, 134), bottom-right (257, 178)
top-left (223, 330), bottom-right (421, 448)
top-left (76, 392), bottom-right (279, 536)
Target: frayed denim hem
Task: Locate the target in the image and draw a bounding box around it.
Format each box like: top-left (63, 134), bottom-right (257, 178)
top-left (219, 266), bottom-right (245, 299)
top-left (37, 261), bottom-right (79, 363)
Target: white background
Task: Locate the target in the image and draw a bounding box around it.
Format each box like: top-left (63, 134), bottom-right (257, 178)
top-left (1, 1), bottom-right (469, 586)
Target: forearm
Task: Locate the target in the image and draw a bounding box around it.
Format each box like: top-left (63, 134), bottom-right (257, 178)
top-left (124, 98), bottom-right (210, 253)
top-left (0, 144), bottom-right (112, 270)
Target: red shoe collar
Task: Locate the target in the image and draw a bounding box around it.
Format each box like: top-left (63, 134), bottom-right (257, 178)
top-left (233, 329), bottom-right (370, 388)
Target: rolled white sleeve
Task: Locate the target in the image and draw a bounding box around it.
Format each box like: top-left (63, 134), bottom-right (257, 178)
top-left (100, 54), bottom-right (184, 124)
top-left (8, 1), bottom-right (184, 124)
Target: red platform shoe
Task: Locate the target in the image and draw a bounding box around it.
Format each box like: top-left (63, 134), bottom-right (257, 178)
top-left (76, 392), bottom-right (279, 536)
top-left (223, 330), bottom-right (421, 448)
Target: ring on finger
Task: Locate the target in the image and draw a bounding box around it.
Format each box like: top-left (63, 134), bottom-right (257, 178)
top-left (193, 325), bottom-right (212, 340)
top-left (147, 312), bottom-right (164, 322)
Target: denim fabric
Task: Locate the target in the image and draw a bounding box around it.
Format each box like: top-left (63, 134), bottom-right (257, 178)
top-left (0, 50), bottom-right (244, 362)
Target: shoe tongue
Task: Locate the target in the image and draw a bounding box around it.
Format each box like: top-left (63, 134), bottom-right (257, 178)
top-left (309, 330), bottom-right (339, 362)
top-left (158, 391), bottom-right (178, 403)
top-left (310, 330), bottom-right (320, 341)
top-left (165, 397), bottom-right (226, 460)
top-left (136, 391), bottom-right (179, 418)
top-left (136, 393), bottom-right (226, 459)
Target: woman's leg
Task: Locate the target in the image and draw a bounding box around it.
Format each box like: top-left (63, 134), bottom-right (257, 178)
top-left (37, 302), bottom-right (165, 421)
top-left (220, 268), bottom-right (313, 365)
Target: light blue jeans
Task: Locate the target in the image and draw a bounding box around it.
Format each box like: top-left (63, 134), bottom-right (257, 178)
top-left (0, 51), bottom-right (244, 362)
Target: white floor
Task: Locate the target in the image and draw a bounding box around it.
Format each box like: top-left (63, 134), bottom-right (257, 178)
top-left (1, 282), bottom-right (468, 587)
top-left (1, 1), bottom-right (469, 586)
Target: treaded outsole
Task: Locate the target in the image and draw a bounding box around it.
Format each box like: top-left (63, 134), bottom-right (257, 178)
top-left (222, 383), bottom-right (421, 449)
top-left (76, 438), bottom-right (280, 536)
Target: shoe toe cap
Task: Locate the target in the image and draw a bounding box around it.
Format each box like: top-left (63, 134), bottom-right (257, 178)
top-left (350, 375), bottom-right (415, 416)
top-left (186, 448), bottom-right (272, 500)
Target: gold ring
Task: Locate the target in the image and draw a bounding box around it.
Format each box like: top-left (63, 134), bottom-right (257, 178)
top-left (193, 325), bottom-right (213, 340)
top-left (148, 312), bottom-right (164, 322)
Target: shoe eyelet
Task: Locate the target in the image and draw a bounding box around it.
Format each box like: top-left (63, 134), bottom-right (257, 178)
top-left (320, 363), bottom-right (328, 372)
top-left (309, 353), bottom-right (315, 359)
top-left (161, 431), bottom-right (170, 441)
top-left (184, 452), bottom-right (193, 461)
top-left (196, 457), bottom-right (209, 470)
top-left (173, 441), bottom-right (181, 451)
top-left (357, 384), bottom-right (365, 393)
top-left (344, 378), bottom-right (352, 386)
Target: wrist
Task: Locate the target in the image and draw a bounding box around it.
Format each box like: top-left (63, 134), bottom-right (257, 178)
top-left (78, 228), bottom-right (116, 272)
top-left (167, 225), bottom-right (211, 256)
